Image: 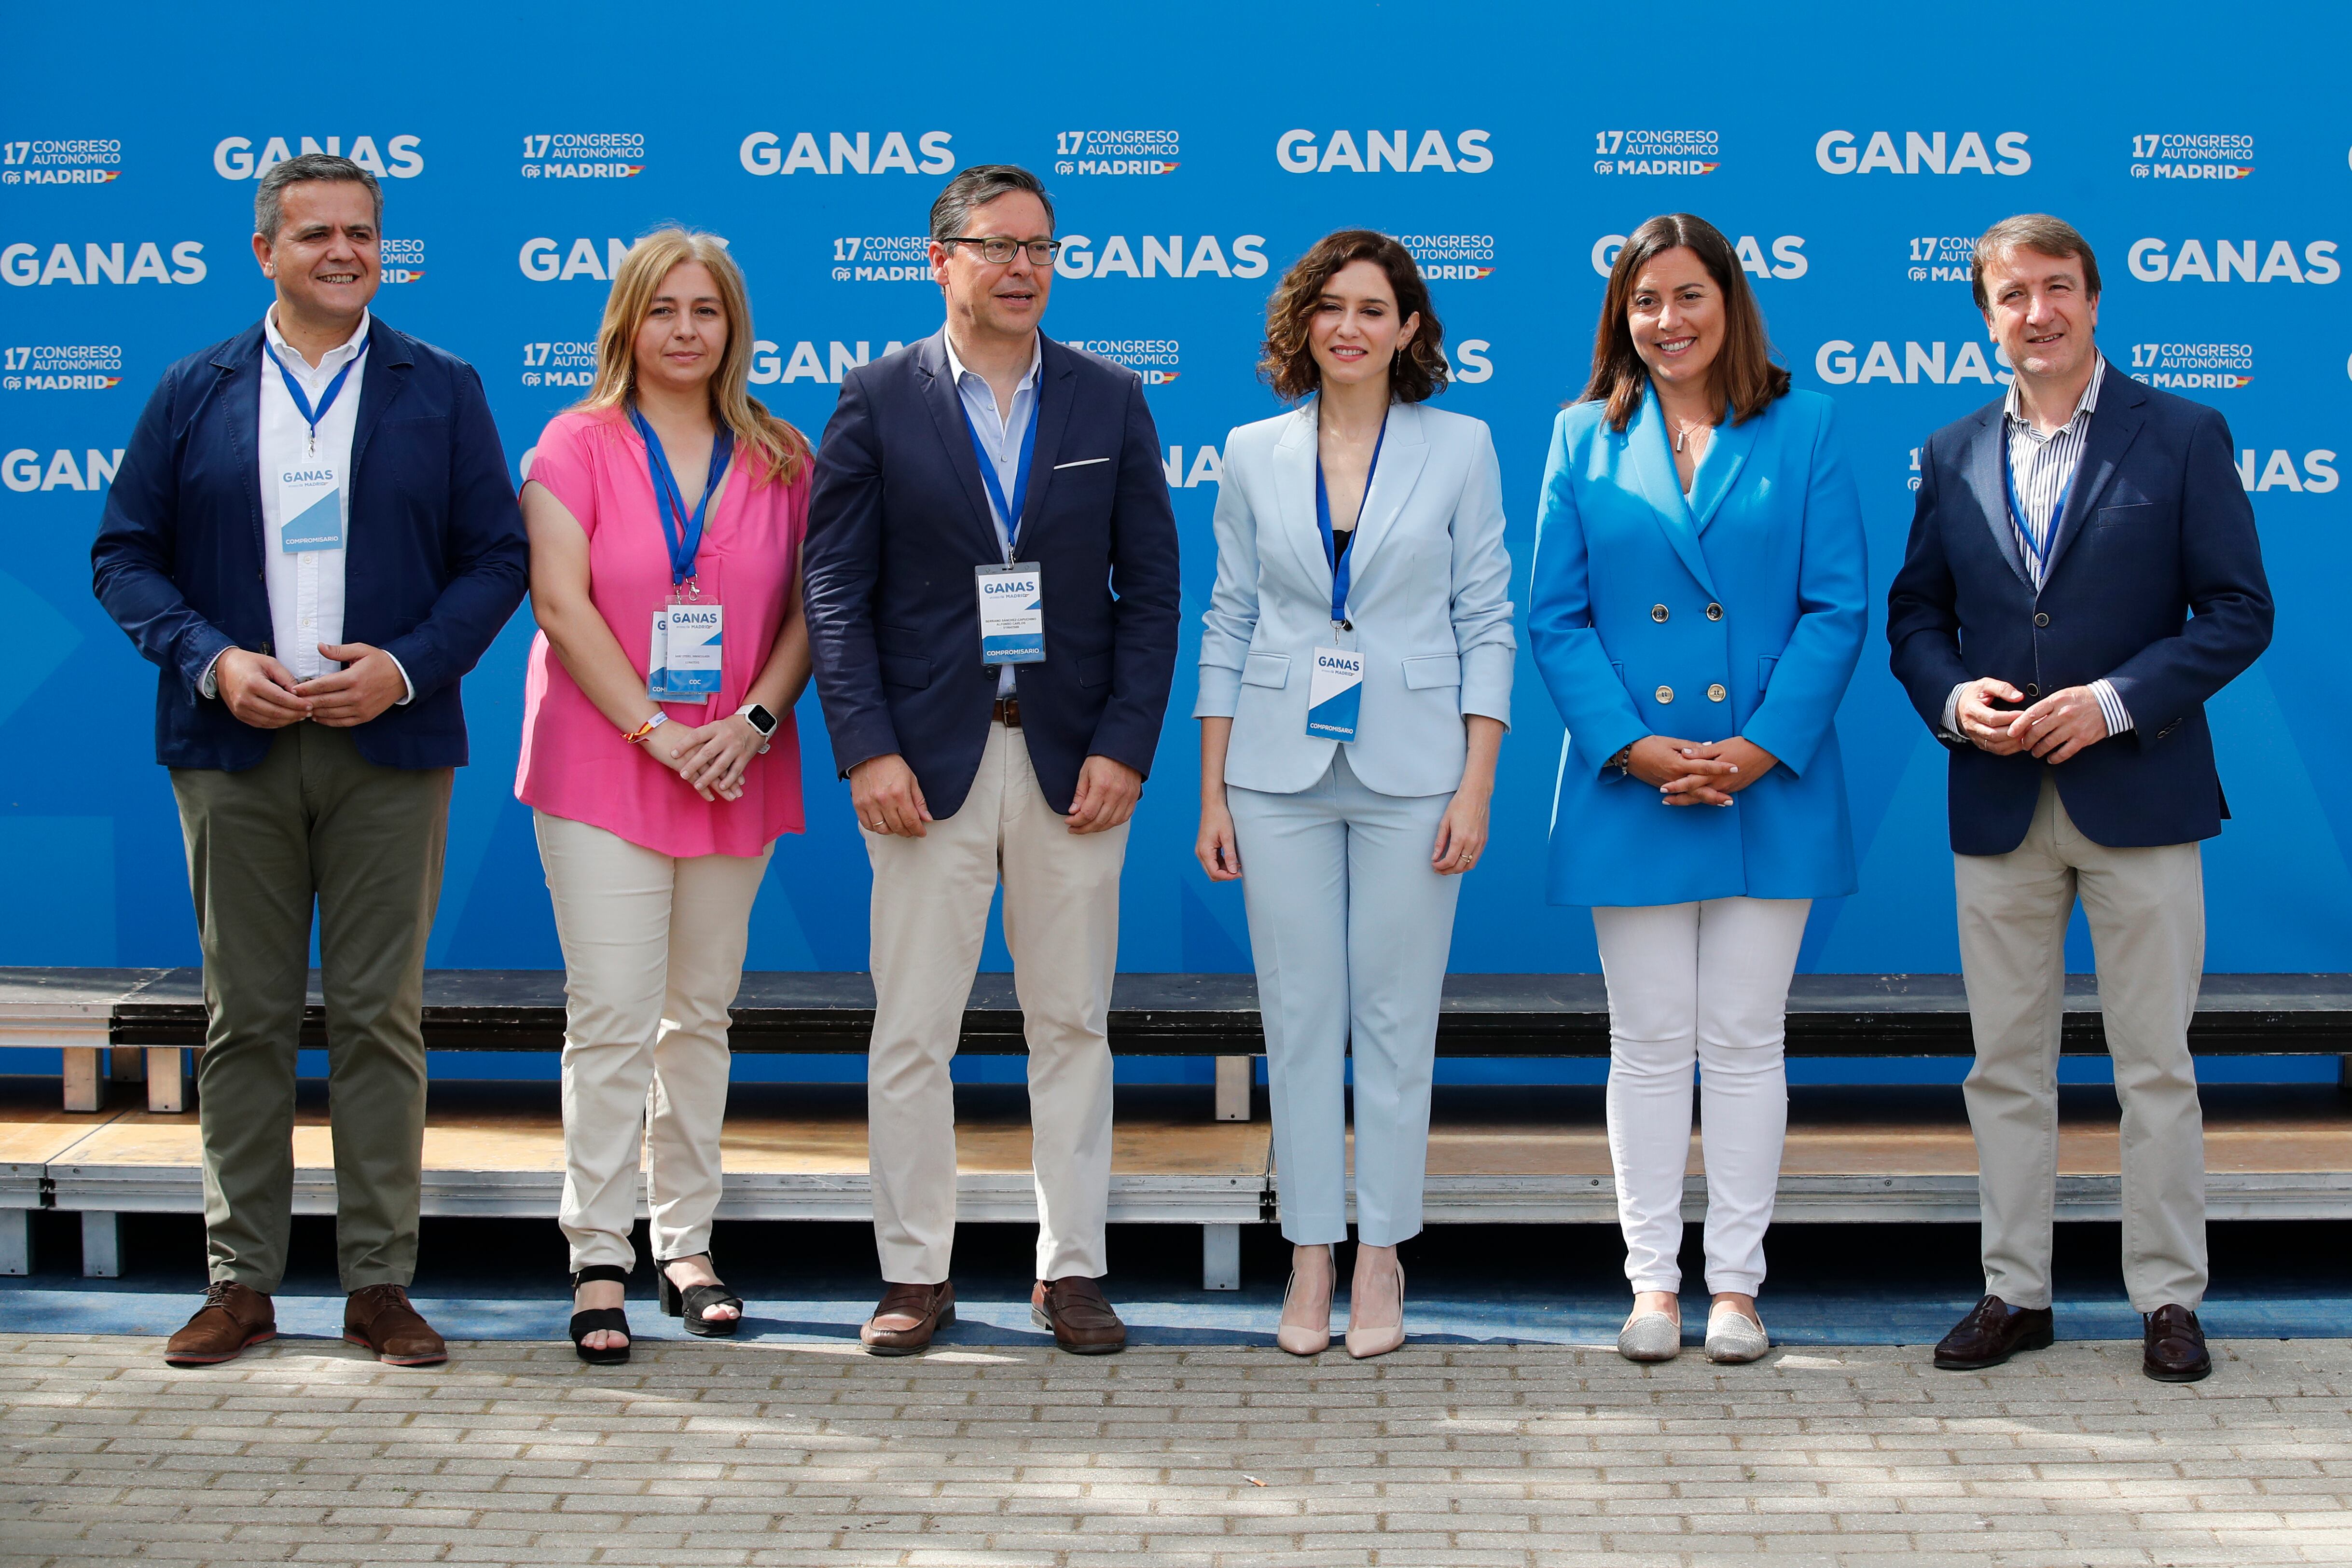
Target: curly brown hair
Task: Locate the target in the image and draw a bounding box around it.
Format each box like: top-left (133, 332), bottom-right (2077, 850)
top-left (1581, 213), bottom-right (1790, 433)
top-left (1259, 230), bottom-right (1448, 403)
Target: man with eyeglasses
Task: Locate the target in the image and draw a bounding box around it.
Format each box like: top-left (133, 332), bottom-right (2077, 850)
top-left (805, 164), bottom-right (1181, 1355)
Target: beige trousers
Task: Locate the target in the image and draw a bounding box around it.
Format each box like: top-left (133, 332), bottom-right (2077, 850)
top-left (535, 810), bottom-right (773, 1273)
top-left (1955, 774), bottom-right (2207, 1312)
top-left (865, 721), bottom-right (1129, 1284)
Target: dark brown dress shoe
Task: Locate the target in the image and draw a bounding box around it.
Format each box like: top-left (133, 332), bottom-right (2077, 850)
top-left (2143, 1304), bottom-right (2213, 1383)
top-left (1032, 1276), bottom-right (1127, 1355)
top-left (343, 1284), bottom-right (448, 1366)
top-left (1933, 1293), bottom-right (2055, 1370)
top-left (164, 1281), bottom-right (277, 1367)
top-left (861, 1280), bottom-right (955, 1356)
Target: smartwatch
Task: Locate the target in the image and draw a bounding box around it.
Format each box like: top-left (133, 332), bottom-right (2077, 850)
top-left (736, 702), bottom-right (777, 754)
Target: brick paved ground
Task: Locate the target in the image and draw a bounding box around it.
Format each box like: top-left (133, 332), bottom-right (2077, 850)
top-left (4, 1333), bottom-right (2352, 1566)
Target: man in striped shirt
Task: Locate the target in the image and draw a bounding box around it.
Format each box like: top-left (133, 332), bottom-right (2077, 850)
top-left (1888, 213), bottom-right (2274, 1387)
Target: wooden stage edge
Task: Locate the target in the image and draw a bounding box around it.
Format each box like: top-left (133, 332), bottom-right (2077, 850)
top-left (11, 1080), bottom-right (2352, 1286)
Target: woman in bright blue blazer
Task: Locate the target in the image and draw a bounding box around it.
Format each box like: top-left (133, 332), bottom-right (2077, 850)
top-left (1529, 214), bottom-right (1866, 1365)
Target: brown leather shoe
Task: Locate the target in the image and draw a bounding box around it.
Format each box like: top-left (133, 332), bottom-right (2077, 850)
top-left (861, 1280), bottom-right (955, 1356)
top-left (2143, 1304), bottom-right (2213, 1383)
top-left (1031, 1276), bottom-right (1127, 1355)
top-left (1933, 1293), bottom-right (2055, 1370)
top-left (164, 1281), bottom-right (277, 1367)
top-left (343, 1283), bottom-right (448, 1366)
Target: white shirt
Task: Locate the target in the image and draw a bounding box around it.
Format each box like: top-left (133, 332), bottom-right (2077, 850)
top-left (1941, 355), bottom-right (2128, 743)
top-left (202, 306), bottom-right (410, 703)
top-left (942, 330), bottom-right (1043, 697)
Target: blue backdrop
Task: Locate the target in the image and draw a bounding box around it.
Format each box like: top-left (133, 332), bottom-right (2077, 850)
top-left (4, 0), bottom-right (2347, 978)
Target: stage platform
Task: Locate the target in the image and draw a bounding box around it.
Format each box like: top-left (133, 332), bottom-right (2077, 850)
top-left (13, 1075), bottom-right (2352, 1288)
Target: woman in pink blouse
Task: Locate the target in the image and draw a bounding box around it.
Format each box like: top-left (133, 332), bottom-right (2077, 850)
top-left (516, 227), bottom-right (811, 1363)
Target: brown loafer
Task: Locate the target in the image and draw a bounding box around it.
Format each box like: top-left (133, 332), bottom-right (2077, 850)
top-left (1031, 1276), bottom-right (1127, 1356)
top-left (164, 1281), bottom-right (277, 1367)
top-left (1933, 1293), bottom-right (2055, 1370)
top-left (861, 1280), bottom-right (955, 1356)
top-left (343, 1283), bottom-right (448, 1366)
top-left (2143, 1303), bottom-right (2213, 1383)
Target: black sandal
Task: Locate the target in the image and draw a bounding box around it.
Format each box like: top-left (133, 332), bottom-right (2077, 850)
top-left (659, 1253), bottom-right (744, 1338)
top-left (569, 1265), bottom-right (633, 1364)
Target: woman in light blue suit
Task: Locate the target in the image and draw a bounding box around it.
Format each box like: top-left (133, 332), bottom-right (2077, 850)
top-left (1530, 214), bottom-right (1866, 1364)
top-left (1196, 231), bottom-right (1513, 1360)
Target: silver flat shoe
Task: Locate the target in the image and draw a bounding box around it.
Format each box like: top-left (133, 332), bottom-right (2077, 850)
top-left (1705, 1303), bottom-right (1770, 1364)
top-left (1617, 1309), bottom-right (1681, 1362)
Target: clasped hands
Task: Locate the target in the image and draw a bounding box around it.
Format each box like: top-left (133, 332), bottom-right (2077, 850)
top-left (1952, 677), bottom-right (2108, 764)
top-left (850, 751), bottom-right (1142, 839)
top-left (215, 642), bottom-right (407, 730)
top-left (1625, 734), bottom-right (1778, 806)
top-left (647, 715), bottom-right (765, 802)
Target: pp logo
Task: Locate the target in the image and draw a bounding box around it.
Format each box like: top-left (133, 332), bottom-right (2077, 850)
top-left (3, 344), bottom-right (124, 391)
top-left (1593, 234), bottom-right (1805, 280)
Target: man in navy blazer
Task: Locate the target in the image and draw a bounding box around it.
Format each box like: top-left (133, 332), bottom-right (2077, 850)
top-left (91, 155), bottom-right (526, 1369)
top-left (1888, 214), bottom-right (2272, 1384)
top-left (804, 165), bottom-right (1179, 1355)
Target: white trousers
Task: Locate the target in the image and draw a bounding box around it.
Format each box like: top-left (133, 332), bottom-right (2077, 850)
top-left (1229, 749), bottom-right (1459, 1247)
top-left (1956, 775), bottom-right (2206, 1311)
top-left (535, 810), bottom-right (771, 1273)
top-left (1593, 896), bottom-right (1811, 1296)
top-left (865, 722), bottom-right (1129, 1284)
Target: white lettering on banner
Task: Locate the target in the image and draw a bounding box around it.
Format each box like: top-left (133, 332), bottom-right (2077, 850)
top-left (1162, 446), bottom-right (1224, 488)
top-left (1054, 235), bottom-right (1268, 280)
top-left (518, 237), bottom-right (632, 282)
top-left (1592, 234), bottom-right (1805, 279)
top-left (1813, 340), bottom-right (2013, 385)
top-left (2233, 450), bottom-right (2339, 493)
top-left (1815, 130), bottom-right (2030, 175)
top-left (0, 242), bottom-right (204, 286)
top-left (213, 135), bottom-right (424, 179)
top-left (2, 343), bottom-right (124, 392)
top-left (1, 137), bottom-right (125, 187)
top-left (1275, 130), bottom-right (1493, 174)
top-left (1, 448), bottom-right (123, 492)
top-left (1067, 339), bottom-right (1180, 384)
top-left (738, 131), bottom-right (954, 176)
top-left (1452, 341), bottom-right (1493, 383)
top-left (746, 340), bottom-right (909, 385)
top-left (2126, 239), bottom-right (2339, 284)
top-left (2128, 342), bottom-right (2255, 389)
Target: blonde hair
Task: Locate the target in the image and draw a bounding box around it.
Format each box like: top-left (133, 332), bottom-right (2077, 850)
top-left (576, 226), bottom-right (810, 487)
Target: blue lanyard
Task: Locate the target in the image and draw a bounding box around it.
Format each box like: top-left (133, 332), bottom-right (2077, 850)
top-left (961, 391), bottom-right (1038, 559)
top-left (1314, 411), bottom-right (1387, 628)
top-left (263, 331), bottom-right (371, 449)
top-left (629, 408), bottom-right (734, 587)
top-left (2002, 426), bottom-right (2070, 578)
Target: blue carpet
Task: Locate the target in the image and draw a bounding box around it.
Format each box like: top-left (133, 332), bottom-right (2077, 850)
top-left (7, 1279), bottom-right (2347, 1347)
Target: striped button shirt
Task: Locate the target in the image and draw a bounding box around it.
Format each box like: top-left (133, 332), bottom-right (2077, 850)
top-left (1942, 356), bottom-right (2131, 741)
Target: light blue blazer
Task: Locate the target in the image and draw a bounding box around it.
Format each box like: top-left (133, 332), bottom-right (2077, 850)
top-left (1197, 399), bottom-right (1514, 797)
top-left (1529, 386), bottom-right (1867, 906)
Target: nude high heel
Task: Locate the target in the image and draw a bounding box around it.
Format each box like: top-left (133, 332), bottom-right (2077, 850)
top-left (1276, 1246), bottom-right (1333, 1356)
top-left (1344, 1258), bottom-right (1406, 1360)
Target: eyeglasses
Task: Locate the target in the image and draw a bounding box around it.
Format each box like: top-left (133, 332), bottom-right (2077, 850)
top-left (940, 236), bottom-right (1062, 266)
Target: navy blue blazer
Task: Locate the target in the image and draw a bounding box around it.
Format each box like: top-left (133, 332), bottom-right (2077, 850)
top-left (91, 320), bottom-right (528, 771)
top-left (1886, 359), bottom-right (2272, 854)
top-left (803, 331), bottom-right (1181, 817)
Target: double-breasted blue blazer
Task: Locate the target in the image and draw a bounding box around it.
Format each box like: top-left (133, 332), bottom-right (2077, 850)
top-left (1529, 386), bottom-right (1868, 907)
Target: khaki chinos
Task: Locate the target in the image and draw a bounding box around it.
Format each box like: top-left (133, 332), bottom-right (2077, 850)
top-left (1956, 773), bottom-right (2208, 1312)
top-left (171, 723), bottom-right (451, 1294)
